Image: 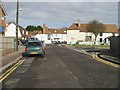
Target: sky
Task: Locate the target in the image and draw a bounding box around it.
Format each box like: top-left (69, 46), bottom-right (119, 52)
top-left (1, 0), bottom-right (119, 28)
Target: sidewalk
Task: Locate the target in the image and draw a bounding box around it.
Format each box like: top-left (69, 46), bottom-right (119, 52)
top-left (1, 45), bottom-right (24, 67)
top-left (61, 44), bottom-right (119, 64)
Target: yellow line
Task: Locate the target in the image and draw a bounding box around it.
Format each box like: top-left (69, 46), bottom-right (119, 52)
top-left (0, 67), bottom-right (17, 82)
top-left (0, 60), bottom-right (23, 79)
top-left (92, 54), bottom-right (120, 69)
top-left (0, 60), bottom-right (25, 82)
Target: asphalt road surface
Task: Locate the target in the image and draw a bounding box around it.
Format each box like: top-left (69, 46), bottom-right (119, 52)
top-left (2, 44), bottom-right (119, 88)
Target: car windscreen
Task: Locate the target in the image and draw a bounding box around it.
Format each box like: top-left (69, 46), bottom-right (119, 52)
top-left (27, 42), bottom-right (42, 47)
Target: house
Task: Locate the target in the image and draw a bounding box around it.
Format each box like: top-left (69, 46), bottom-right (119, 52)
top-left (35, 24), bottom-right (67, 44)
top-left (0, 1), bottom-right (7, 36)
top-left (118, 28), bottom-right (120, 36)
top-left (5, 23), bottom-right (28, 39)
top-left (67, 19), bottom-right (118, 45)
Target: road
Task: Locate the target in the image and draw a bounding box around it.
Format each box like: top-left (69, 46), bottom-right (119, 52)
top-left (2, 44), bottom-right (119, 88)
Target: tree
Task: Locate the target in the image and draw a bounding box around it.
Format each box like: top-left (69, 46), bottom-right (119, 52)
top-left (87, 20), bottom-right (106, 45)
top-left (36, 25), bottom-right (42, 30)
top-left (26, 25), bottom-right (43, 35)
top-left (26, 25), bottom-right (42, 32)
top-left (26, 25), bottom-right (36, 32)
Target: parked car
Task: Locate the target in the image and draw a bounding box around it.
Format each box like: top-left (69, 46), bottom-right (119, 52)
top-left (20, 39), bottom-right (28, 45)
top-left (22, 40), bottom-right (45, 57)
top-left (28, 37), bottom-right (39, 41)
top-left (53, 41), bottom-right (61, 44)
top-left (21, 37), bottom-right (40, 46)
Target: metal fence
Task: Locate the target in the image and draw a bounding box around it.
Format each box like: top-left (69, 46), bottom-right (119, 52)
top-left (110, 36), bottom-right (120, 57)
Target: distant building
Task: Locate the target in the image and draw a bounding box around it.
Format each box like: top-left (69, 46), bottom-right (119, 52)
top-left (35, 24), bottom-right (67, 44)
top-left (118, 28), bottom-right (120, 36)
top-left (67, 19), bottom-right (119, 45)
top-left (5, 23), bottom-right (28, 39)
top-left (0, 1), bottom-right (7, 36)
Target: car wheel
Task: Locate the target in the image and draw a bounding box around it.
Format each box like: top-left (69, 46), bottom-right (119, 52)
top-left (22, 54), bottom-right (26, 57)
top-left (44, 51), bottom-right (46, 54)
top-left (41, 54), bottom-right (44, 57)
top-left (22, 53), bottom-right (26, 57)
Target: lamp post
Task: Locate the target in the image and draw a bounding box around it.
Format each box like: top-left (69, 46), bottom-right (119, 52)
top-left (16, 0), bottom-right (19, 51)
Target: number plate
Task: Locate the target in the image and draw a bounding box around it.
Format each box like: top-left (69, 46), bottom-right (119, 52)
top-left (31, 52), bottom-right (38, 54)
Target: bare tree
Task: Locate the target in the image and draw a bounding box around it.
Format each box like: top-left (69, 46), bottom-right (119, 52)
top-left (87, 20), bottom-right (106, 45)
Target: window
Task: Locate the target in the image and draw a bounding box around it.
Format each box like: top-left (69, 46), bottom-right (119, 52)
top-left (100, 32), bottom-right (103, 36)
top-left (85, 36), bottom-right (92, 41)
top-left (27, 42), bottom-right (42, 47)
top-left (100, 38), bottom-right (102, 42)
top-left (47, 34), bottom-right (51, 40)
top-left (104, 38), bottom-right (106, 43)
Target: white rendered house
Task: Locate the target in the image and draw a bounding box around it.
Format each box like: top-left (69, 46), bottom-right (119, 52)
top-left (5, 23), bottom-right (28, 39)
top-left (67, 19), bottom-right (118, 45)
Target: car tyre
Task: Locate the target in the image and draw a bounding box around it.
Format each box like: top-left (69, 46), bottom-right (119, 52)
top-left (22, 53), bottom-right (26, 57)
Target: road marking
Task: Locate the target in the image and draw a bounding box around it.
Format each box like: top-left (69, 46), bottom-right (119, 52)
top-left (92, 54), bottom-right (120, 69)
top-left (0, 60), bottom-right (24, 79)
top-left (0, 60), bottom-right (25, 82)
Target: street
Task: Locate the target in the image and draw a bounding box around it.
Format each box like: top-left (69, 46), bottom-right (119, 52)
top-left (2, 44), bottom-right (119, 88)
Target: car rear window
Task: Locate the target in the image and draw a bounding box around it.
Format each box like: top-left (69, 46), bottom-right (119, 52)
top-left (27, 42), bottom-right (42, 47)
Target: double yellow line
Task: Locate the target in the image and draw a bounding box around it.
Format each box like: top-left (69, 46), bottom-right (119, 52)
top-left (0, 60), bottom-right (25, 82)
top-left (92, 54), bottom-right (120, 69)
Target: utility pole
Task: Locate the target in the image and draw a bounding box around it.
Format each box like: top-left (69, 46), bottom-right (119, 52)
top-left (16, 0), bottom-right (19, 51)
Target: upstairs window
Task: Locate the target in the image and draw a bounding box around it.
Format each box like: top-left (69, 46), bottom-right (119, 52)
top-left (47, 34), bottom-right (51, 40)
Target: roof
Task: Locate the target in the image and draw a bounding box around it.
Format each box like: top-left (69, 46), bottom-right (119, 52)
top-left (31, 30), bottom-right (42, 35)
top-left (0, 1), bottom-right (7, 16)
top-left (47, 28), bottom-right (67, 34)
top-left (69, 23), bottom-right (118, 33)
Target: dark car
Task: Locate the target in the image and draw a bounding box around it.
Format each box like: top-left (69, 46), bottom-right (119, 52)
top-left (22, 41), bottom-right (45, 57)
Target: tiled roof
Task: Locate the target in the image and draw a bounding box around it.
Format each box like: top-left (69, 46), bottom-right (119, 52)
top-left (47, 28), bottom-right (67, 34)
top-left (69, 23), bottom-right (118, 33)
top-left (31, 30), bottom-right (43, 35)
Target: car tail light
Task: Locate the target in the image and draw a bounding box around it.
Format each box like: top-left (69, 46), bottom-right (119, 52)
top-left (40, 47), bottom-right (44, 50)
top-left (25, 47), bottom-right (29, 51)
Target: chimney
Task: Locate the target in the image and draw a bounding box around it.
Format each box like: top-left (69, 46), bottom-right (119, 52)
top-left (78, 19), bottom-right (81, 27)
top-left (43, 24), bottom-right (47, 34)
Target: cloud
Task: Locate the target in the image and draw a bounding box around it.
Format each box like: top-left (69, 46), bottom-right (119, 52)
top-left (1, 0), bottom-right (120, 2)
top-left (2, 2), bottom-right (118, 28)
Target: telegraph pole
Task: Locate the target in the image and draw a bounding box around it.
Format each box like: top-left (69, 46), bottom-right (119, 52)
top-left (16, 0), bottom-right (19, 51)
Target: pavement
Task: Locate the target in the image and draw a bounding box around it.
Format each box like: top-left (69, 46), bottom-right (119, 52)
top-left (0, 45), bottom-right (25, 72)
top-left (61, 44), bottom-right (119, 65)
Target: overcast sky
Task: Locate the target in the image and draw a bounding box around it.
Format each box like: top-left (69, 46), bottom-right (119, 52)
top-left (1, 0), bottom-right (119, 28)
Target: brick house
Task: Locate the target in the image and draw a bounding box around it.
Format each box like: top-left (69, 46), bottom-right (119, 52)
top-left (35, 24), bottom-right (67, 44)
top-left (0, 1), bottom-right (7, 36)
